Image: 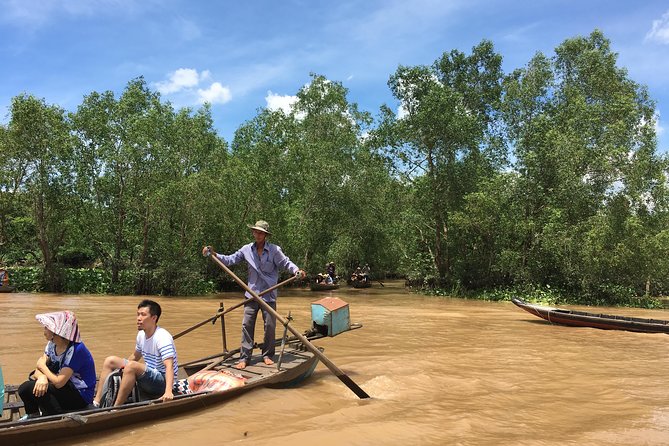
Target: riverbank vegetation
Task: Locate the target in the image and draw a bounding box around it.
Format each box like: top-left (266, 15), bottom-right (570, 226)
top-left (1, 30), bottom-right (668, 305)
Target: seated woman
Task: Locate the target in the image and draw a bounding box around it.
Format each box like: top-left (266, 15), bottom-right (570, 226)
top-left (18, 311), bottom-right (96, 419)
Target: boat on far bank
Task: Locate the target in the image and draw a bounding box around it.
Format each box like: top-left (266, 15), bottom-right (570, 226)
top-left (0, 285), bottom-right (15, 293)
top-left (512, 297), bottom-right (669, 334)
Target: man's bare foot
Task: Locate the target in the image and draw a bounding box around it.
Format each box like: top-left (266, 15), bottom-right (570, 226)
top-left (235, 361), bottom-right (247, 370)
top-left (263, 357), bottom-right (274, 365)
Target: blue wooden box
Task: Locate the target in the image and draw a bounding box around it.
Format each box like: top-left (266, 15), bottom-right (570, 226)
top-left (311, 297), bottom-right (350, 337)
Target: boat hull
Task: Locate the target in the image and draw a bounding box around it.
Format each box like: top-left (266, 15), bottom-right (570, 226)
top-left (512, 297), bottom-right (669, 334)
top-left (350, 280), bottom-right (371, 288)
top-left (0, 285), bottom-right (15, 293)
top-left (310, 283), bottom-right (339, 291)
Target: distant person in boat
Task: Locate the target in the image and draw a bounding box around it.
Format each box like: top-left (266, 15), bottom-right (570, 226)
top-left (18, 311), bottom-right (96, 420)
top-left (361, 264), bottom-right (370, 283)
top-left (202, 220), bottom-right (305, 370)
top-left (92, 300), bottom-right (178, 407)
top-left (326, 262), bottom-right (336, 282)
top-left (0, 268), bottom-right (8, 286)
top-left (351, 265), bottom-right (370, 284)
top-left (316, 272), bottom-right (332, 285)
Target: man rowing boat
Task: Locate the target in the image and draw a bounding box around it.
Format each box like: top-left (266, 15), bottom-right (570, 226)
top-left (203, 220), bottom-right (305, 370)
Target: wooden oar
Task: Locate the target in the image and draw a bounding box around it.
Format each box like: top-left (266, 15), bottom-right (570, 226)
top-left (376, 279), bottom-right (385, 287)
top-left (206, 251), bottom-right (371, 399)
top-left (173, 275), bottom-right (298, 340)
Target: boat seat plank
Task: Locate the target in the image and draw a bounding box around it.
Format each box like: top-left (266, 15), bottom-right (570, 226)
top-left (3, 401), bottom-right (24, 410)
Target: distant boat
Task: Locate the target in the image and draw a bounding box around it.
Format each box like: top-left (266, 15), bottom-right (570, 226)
top-left (512, 297), bottom-right (669, 334)
top-left (350, 277), bottom-right (371, 288)
top-left (0, 285), bottom-right (15, 293)
top-left (310, 282), bottom-right (339, 291)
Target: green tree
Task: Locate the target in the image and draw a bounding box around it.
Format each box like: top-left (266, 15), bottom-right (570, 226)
top-left (4, 94), bottom-right (76, 289)
top-left (376, 40), bottom-right (504, 286)
top-left (502, 30), bottom-right (666, 298)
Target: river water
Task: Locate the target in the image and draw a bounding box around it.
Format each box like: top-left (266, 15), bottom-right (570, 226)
top-left (2, 280), bottom-right (669, 445)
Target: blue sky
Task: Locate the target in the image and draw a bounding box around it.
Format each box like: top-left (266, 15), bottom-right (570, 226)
top-left (1, 0), bottom-right (668, 152)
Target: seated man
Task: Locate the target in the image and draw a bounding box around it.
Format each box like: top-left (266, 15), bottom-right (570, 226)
top-left (92, 300), bottom-right (178, 407)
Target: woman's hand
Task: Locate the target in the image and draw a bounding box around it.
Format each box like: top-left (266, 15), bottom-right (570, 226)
top-left (33, 375), bottom-right (48, 397)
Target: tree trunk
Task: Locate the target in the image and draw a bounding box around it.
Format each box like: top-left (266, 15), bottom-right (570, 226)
top-left (426, 145), bottom-right (448, 283)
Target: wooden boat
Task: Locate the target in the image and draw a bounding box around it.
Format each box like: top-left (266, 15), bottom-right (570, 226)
top-left (310, 282), bottom-right (339, 291)
top-left (512, 297), bottom-right (669, 334)
top-left (0, 285), bottom-right (15, 293)
top-left (1, 292), bottom-right (364, 445)
top-left (1, 337), bottom-right (320, 445)
top-left (350, 278), bottom-right (371, 288)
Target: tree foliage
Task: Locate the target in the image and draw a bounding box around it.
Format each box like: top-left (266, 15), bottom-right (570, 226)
top-left (1, 31), bottom-right (667, 302)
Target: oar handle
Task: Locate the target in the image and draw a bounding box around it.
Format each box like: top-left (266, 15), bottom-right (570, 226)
top-left (208, 252), bottom-right (370, 399)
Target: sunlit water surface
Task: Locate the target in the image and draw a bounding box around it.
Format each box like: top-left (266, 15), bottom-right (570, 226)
top-left (2, 281), bottom-right (669, 445)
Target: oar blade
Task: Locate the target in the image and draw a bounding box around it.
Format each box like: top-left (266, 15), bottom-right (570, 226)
top-left (336, 373), bottom-right (371, 399)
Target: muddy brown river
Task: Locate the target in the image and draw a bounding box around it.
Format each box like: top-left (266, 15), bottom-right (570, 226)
top-left (2, 280), bottom-right (669, 445)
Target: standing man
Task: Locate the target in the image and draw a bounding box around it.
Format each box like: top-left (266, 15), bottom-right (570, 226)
top-left (203, 220), bottom-right (305, 369)
top-left (92, 300), bottom-right (178, 407)
top-left (326, 262), bottom-right (336, 283)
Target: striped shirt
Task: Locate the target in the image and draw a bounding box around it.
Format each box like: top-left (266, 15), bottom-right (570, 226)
top-left (135, 327), bottom-right (178, 379)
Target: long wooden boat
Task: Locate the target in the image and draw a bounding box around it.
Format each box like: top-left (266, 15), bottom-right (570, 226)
top-left (310, 282), bottom-right (339, 291)
top-left (1, 338), bottom-right (320, 445)
top-left (512, 297), bottom-right (669, 334)
top-left (0, 285), bottom-right (15, 293)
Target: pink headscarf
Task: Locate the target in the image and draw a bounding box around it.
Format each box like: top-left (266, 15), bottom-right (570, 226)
top-left (35, 310), bottom-right (81, 343)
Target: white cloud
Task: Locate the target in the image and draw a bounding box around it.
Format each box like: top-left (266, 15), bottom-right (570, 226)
top-left (154, 68), bottom-right (230, 106)
top-left (645, 10), bottom-right (669, 44)
top-left (265, 91), bottom-right (298, 114)
top-left (198, 82), bottom-right (232, 105)
top-left (155, 68), bottom-right (203, 94)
